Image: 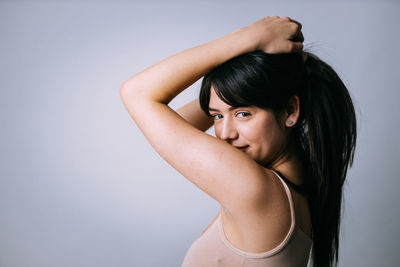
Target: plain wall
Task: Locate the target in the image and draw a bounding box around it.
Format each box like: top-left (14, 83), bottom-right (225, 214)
top-left (1, 0), bottom-right (399, 266)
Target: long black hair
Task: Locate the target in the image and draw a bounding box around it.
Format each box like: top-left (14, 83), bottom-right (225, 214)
top-left (199, 51), bottom-right (357, 267)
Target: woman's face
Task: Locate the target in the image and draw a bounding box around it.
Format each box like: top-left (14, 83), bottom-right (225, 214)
top-left (208, 87), bottom-right (289, 167)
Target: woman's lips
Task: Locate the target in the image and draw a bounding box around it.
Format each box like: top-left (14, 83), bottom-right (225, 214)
top-left (235, 145), bottom-right (249, 152)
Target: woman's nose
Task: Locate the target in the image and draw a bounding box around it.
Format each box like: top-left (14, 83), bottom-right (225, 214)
top-left (219, 118), bottom-right (238, 141)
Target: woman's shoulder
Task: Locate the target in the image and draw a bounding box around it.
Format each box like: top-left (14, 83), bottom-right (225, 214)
top-left (219, 170), bottom-right (292, 251)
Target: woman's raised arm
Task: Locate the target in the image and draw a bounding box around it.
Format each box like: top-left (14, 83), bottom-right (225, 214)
top-left (119, 16), bottom-right (303, 214)
top-left (120, 16), bottom-right (302, 104)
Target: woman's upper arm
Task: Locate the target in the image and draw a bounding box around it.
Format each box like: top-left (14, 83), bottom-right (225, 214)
top-left (176, 98), bottom-right (214, 132)
top-left (121, 94), bottom-right (273, 214)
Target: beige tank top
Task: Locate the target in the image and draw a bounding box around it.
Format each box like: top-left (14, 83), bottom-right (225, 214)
top-left (181, 170), bottom-right (312, 267)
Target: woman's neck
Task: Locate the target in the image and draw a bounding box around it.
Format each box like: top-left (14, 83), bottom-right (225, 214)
top-left (268, 144), bottom-right (305, 185)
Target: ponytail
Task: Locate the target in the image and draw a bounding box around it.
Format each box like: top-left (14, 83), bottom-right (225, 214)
top-left (299, 53), bottom-right (357, 267)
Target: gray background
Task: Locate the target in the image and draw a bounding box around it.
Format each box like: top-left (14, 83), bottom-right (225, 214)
top-left (1, 0), bottom-right (399, 266)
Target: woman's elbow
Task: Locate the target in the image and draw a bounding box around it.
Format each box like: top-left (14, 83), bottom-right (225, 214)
top-left (120, 81), bottom-right (154, 114)
top-left (119, 82), bottom-right (128, 102)
top-left (120, 80), bottom-right (140, 105)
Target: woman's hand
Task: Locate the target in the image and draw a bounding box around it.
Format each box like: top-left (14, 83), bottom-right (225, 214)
top-left (244, 16), bottom-right (304, 54)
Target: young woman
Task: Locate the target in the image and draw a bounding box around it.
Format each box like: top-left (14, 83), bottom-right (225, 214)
top-left (120, 16), bottom-right (356, 267)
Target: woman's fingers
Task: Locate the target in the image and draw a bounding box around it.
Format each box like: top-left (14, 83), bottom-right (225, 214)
top-left (302, 51), bottom-right (309, 62)
top-left (291, 28), bottom-right (304, 43)
top-left (285, 17), bottom-right (303, 42)
top-left (281, 18), bottom-right (304, 52)
top-left (247, 15), bottom-right (304, 53)
top-left (288, 17), bottom-right (302, 30)
top-left (286, 17), bottom-right (304, 49)
top-left (290, 42), bottom-right (304, 53)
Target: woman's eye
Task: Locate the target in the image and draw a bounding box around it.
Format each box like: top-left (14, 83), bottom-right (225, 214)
top-left (212, 114), bottom-right (222, 120)
top-left (237, 112), bottom-right (250, 118)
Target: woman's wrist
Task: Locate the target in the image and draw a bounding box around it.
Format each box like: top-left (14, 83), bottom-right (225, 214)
top-left (227, 26), bottom-right (259, 54)
top-left (207, 26), bottom-right (258, 67)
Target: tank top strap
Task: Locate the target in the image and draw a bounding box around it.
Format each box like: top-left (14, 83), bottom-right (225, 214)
top-left (270, 169), bottom-right (296, 227)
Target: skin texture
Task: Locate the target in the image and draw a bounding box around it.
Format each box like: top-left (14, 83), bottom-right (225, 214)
top-left (120, 16), bottom-right (310, 252)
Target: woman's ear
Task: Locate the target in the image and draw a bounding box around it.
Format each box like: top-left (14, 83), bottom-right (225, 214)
top-left (285, 95), bottom-right (300, 127)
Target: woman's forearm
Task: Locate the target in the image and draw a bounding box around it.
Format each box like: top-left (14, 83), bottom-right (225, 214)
top-left (120, 16), bottom-right (303, 107)
top-left (176, 98), bottom-right (214, 132)
top-left (120, 27), bottom-right (254, 104)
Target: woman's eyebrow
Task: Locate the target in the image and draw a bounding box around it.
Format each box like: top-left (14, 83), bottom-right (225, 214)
top-left (208, 106), bottom-right (237, 112)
